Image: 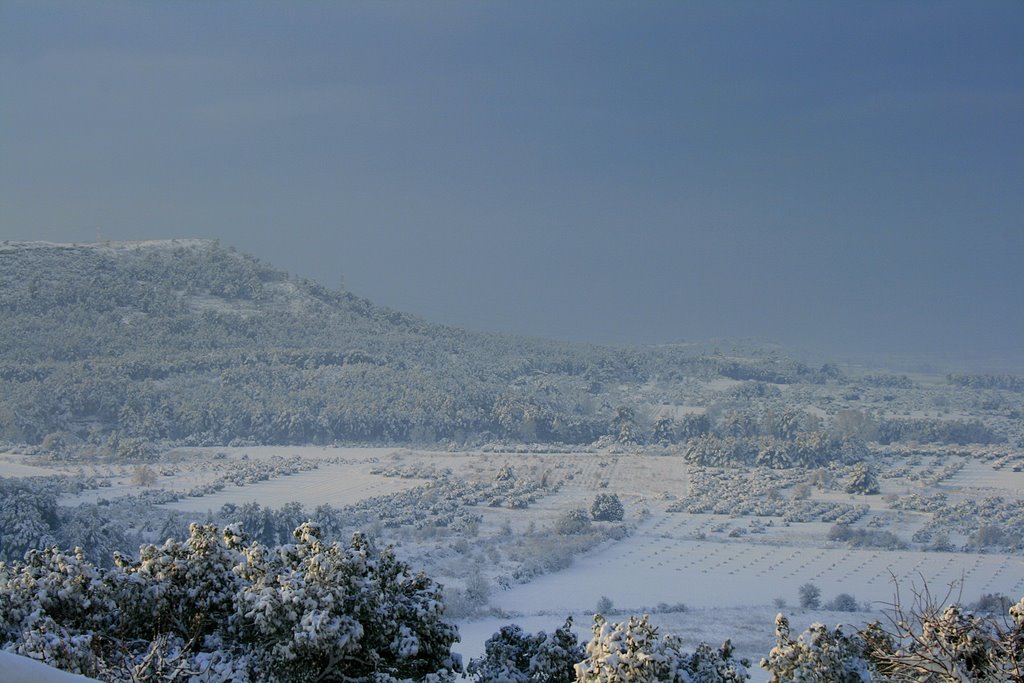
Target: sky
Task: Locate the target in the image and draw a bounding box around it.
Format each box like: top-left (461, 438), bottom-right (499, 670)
top-left (1, 1), bottom-right (1022, 359)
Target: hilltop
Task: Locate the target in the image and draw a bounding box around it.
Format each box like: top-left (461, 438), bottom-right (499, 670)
top-left (0, 240), bottom-right (713, 448)
top-left (0, 240), bottom-right (1015, 454)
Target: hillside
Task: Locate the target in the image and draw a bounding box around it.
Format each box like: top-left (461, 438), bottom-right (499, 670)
top-left (1, 240), bottom-right (1016, 456)
top-left (0, 240), bottom-right (764, 449)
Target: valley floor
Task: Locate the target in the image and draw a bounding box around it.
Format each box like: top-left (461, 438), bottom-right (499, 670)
top-left (3, 443), bottom-right (1023, 679)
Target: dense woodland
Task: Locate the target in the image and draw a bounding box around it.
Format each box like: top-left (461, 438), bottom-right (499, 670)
top-left (0, 241), bottom-right (730, 447)
top-left (0, 241), bottom-right (1015, 454)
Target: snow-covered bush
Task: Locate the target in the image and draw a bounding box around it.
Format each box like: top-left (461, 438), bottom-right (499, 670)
top-left (0, 545), bottom-right (116, 678)
top-left (445, 571), bottom-right (492, 619)
top-left (844, 463), bottom-right (879, 495)
top-left (860, 592), bottom-right (1024, 681)
top-left (765, 588), bottom-right (1024, 682)
top-left (575, 615), bottom-right (749, 683)
top-left (467, 617), bottom-right (583, 683)
top-left (0, 522), bottom-right (461, 683)
top-left (761, 614), bottom-right (872, 683)
top-left (233, 524), bottom-right (460, 682)
top-left (826, 593), bottom-right (861, 612)
top-left (590, 494), bottom-right (624, 522)
top-left (556, 509), bottom-right (593, 536)
top-left (799, 583), bottom-right (822, 609)
top-left (969, 593), bottom-right (1013, 614)
top-left (828, 524), bottom-right (906, 550)
top-left (0, 482), bottom-right (59, 561)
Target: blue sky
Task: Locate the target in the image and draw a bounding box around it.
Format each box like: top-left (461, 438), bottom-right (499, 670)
top-left (1, 1), bottom-right (1021, 358)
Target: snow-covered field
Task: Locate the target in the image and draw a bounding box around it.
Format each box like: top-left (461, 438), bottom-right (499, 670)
top-left (162, 462), bottom-right (428, 511)
top-left (0, 455), bottom-right (67, 478)
top-left (5, 444), bottom-right (1024, 680)
top-left (489, 518), bottom-right (1024, 615)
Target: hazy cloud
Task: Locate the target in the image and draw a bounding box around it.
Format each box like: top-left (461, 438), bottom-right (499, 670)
top-left (1, 1), bottom-right (1021, 358)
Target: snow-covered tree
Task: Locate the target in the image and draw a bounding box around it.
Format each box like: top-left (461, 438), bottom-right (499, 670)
top-left (755, 437), bottom-right (792, 469)
top-left (467, 617), bottom-right (583, 683)
top-left (844, 463), bottom-right (879, 495)
top-left (556, 509), bottom-right (593, 536)
top-left (56, 504), bottom-right (129, 566)
top-left (826, 593), bottom-right (861, 613)
top-left (232, 524), bottom-right (460, 682)
top-left (590, 494), bottom-right (624, 522)
top-left (0, 545), bottom-right (116, 678)
top-left (799, 583), bottom-right (822, 609)
top-left (761, 614), bottom-right (872, 683)
top-left (0, 522), bottom-right (461, 683)
top-left (652, 415), bottom-right (677, 445)
top-left (0, 485), bottom-right (59, 562)
top-left (861, 593), bottom-right (1024, 681)
top-left (611, 407), bottom-right (642, 446)
top-left (575, 615), bottom-right (749, 683)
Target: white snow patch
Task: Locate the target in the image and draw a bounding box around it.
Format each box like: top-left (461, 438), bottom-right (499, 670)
top-left (0, 651), bottom-right (99, 683)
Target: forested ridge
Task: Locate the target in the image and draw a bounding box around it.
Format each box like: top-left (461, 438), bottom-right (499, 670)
top-left (3, 240), bottom-right (1014, 456)
top-left (0, 240), bottom-right (840, 450)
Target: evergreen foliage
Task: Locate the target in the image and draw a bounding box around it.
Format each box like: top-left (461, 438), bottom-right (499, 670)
top-left (590, 494), bottom-right (624, 522)
top-left (761, 614), bottom-right (872, 683)
top-left (0, 241), bottom-right (869, 449)
top-left (467, 617), bottom-right (583, 683)
top-left (764, 590), bottom-right (1024, 682)
top-left (555, 509), bottom-right (593, 536)
top-left (574, 614), bottom-right (749, 683)
top-left (844, 464), bottom-right (880, 495)
top-left (0, 522), bottom-right (460, 682)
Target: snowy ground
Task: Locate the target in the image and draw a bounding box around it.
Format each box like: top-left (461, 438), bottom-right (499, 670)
top-left (0, 650), bottom-right (100, 683)
top-left (0, 455), bottom-right (67, 478)
top-left (162, 462), bottom-right (429, 511)
top-left (487, 516), bottom-right (1024, 614)
top-left (4, 443), bottom-right (1024, 680)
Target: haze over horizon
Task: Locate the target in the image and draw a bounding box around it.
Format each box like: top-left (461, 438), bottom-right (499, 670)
top-left (2, 2), bottom-right (1022, 359)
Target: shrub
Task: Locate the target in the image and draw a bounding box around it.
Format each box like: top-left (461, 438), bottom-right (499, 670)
top-left (799, 582), bottom-right (822, 609)
top-left (591, 494), bottom-right (625, 522)
top-left (845, 463), bottom-right (880, 495)
top-left (467, 617), bottom-right (583, 683)
top-left (969, 593), bottom-right (1013, 614)
top-left (465, 571), bottom-right (491, 607)
top-left (556, 509), bottom-right (593, 535)
top-left (0, 523), bottom-right (461, 682)
top-left (971, 524), bottom-right (1006, 547)
top-left (576, 614), bottom-right (750, 683)
top-left (828, 524), bottom-right (906, 550)
top-left (761, 614), bottom-right (872, 682)
top-left (827, 593), bottom-right (860, 612)
top-left (862, 590), bottom-right (1024, 681)
top-left (130, 464), bottom-right (157, 487)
